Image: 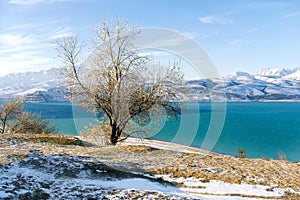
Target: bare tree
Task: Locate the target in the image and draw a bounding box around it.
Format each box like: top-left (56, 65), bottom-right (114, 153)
top-left (0, 98), bottom-right (23, 134)
top-left (56, 18), bottom-right (184, 145)
top-left (0, 98), bottom-right (58, 134)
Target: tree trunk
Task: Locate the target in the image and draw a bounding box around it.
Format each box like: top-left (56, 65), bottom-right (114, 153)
top-left (110, 121), bottom-right (118, 145)
top-left (110, 121), bottom-right (124, 145)
top-left (1, 116), bottom-right (7, 134)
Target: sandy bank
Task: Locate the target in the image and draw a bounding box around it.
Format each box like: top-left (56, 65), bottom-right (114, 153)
top-left (118, 137), bottom-right (220, 155)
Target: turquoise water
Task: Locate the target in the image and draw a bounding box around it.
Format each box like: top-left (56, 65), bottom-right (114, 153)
top-left (25, 102), bottom-right (300, 162)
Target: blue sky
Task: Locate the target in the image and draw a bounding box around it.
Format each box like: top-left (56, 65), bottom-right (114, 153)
top-left (1, 0), bottom-right (300, 78)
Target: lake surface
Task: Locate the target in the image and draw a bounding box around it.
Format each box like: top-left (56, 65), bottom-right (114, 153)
top-left (25, 102), bottom-right (300, 162)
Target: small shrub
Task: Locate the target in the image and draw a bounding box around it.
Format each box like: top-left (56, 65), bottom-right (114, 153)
top-left (237, 148), bottom-right (246, 158)
top-left (201, 178), bottom-right (210, 183)
top-left (278, 151), bottom-right (287, 161)
top-left (261, 155), bottom-right (267, 160)
top-left (80, 119), bottom-right (111, 146)
top-left (10, 112), bottom-right (58, 134)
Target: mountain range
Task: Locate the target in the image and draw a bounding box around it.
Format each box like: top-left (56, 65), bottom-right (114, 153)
top-left (187, 67), bottom-right (300, 101)
top-left (0, 68), bottom-right (67, 102)
top-left (1, 67), bottom-right (300, 102)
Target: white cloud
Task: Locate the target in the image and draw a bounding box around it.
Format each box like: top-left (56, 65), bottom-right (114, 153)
top-left (0, 34), bottom-right (34, 46)
top-left (0, 56), bottom-right (53, 76)
top-left (49, 27), bottom-right (74, 39)
top-left (227, 39), bottom-right (244, 47)
top-left (198, 15), bottom-right (233, 24)
top-left (167, 29), bottom-right (218, 41)
top-left (8, 0), bottom-right (47, 5)
top-left (7, 20), bottom-right (68, 31)
top-left (285, 12), bottom-right (300, 18)
top-left (181, 31), bottom-right (199, 39)
top-left (7, 23), bottom-right (35, 30)
top-left (0, 25), bottom-right (70, 76)
top-left (8, 0), bottom-right (79, 5)
top-left (198, 16), bottom-right (217, 24)
top-left (0, 33), bottom-right (52, 55)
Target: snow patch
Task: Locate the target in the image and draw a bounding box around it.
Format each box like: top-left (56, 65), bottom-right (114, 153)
top-left (158, 175), bottom-right (291, 199)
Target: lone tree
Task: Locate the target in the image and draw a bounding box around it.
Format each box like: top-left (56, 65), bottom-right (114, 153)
top-left (56, 19), bottom-right (184, 145)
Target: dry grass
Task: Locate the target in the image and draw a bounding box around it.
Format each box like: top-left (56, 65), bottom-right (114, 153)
top-left (148, 153), bottom-right (300, 190)
top-left (118, 145), bottom-right (159, 153)
top-left (1, 133), bottom-right (84, 146)
top-left (283, 191), bottom-right (300, 199)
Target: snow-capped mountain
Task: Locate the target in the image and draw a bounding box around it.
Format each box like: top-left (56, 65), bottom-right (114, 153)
top-left (1, 67), bottom-right (300, 102)
top-left (23, 87), bottom-right (69, 102)
top-left (0, 68), bottom-right (68, 102)
top-left (186, 67), bottom-right (300, 101)
top-left (0, 67), bottom-right (60, 96)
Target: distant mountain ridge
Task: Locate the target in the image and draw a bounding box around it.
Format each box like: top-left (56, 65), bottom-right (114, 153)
top-left (187, 67), bottom-right (300, 101)
top-left (0, 68), bottom-right (68, 102)
top-left (1, 67), bottom-right (300, 102)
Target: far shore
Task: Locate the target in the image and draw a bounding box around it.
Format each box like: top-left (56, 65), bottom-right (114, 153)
top-left (19, 99), bottom-right (300, 103)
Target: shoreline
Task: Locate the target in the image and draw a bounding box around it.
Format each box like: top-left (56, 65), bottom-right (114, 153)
top-left (118, 137), bottom-right (221, 156)
top-left (76, 135), bottom-right (298, 162)
top-left (17, 99), bottom-right (300, 103)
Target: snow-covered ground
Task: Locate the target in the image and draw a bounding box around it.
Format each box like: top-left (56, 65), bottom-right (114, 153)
top-left (1, 149), bottom-right (297, 200)
top-left (0, 150), bottom-right (184, 199)
top-left (158, 175), bottom-right (296, 199)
